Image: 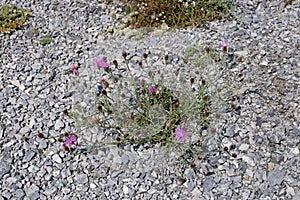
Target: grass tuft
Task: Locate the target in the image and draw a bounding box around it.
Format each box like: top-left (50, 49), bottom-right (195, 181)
top-left (0, 4), bottom-right (31, 34)
top-left (119, 0), bottom-right (234, 28)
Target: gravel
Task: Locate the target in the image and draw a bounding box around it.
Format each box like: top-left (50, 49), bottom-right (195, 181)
top-left (0, 0), bottom-right (299, 199)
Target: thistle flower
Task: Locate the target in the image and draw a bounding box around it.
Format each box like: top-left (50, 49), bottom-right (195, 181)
top-left (174, 128), bottom-right (188, 143)
top-left (94, 57), bottom-right (109, 69)
top-left (63, 135), bottom-right (77, 149)
top-left (70, 64), bottom-right (79, 75)
top-left (220, 41), bottom-right (229, 53)
top-left (150, 85), bottom-right (155, 95)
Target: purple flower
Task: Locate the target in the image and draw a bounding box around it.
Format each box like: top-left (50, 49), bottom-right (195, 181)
top-left (63, 135), bottom-right (77, 148)
top-left (150, 86), bottom-right (155, 95)
top-left (220, 41), bottom-right (228, 47)
top-left (94, 57), bottom-right (109, 69)
top-left (70, 64), bottom-right (79, 75)
top-left (220, 41), bottom-right (229, 53)
top-left (174, 128), bottom-right (188, 143)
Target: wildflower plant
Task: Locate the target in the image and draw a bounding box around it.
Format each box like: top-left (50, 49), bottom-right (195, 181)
top-left (61, 40), bottom-right (245, 173)
top-left (0, 4), bottom-right (31, 34)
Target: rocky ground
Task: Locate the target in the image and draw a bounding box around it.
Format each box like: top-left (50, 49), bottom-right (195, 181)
top-left (0, 0), bottom-right (299, 199)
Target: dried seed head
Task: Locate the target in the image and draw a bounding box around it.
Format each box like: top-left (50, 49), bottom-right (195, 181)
top-left (37, 132), bottom-right (44, 138)
top-left (122, 51), bottom-right (127, 58)
top-left (174, 101), bottom-right (180, 108)
top-left (205, 110), bottom-right (210, 117)
top-left (143, 53), bottom-right (148, 59)
top-left (138, 60), bottom-right (143, 66)
top-left (101, 89), bottom-right (107, 96)
top-left (63, 109), bottom-right (68, 115)
top-left (223, 146), bottom-right (229, 151)
top-left (237, 56), bottom-right (243, 63)
top-left (210, 127), bottom-right (216, 134)
top-left (130, 136), bottom-right (135, 143)
top-left (164, 53), bottom-right (169, 61)
top-left (190, 77), bottom-right (195, 84)
top-left (64, 132), bottom-right (69, 136)
top-left (113, 60), bottom-right (118, 67)
top-left (178, 177), bottom-right (186, 183)
top-left (215, 112), bottom-right (221, 119)
top-left (190, 162), bottom-right (196, 168)
top-left (205, 46), bottom-right (210, 53)
top-left (197, 155), bottom-right (202, 160)
top-left (201, 79), bottom-right (206, 86)
top-left (116, 136), bottom-right (121, 141)
top-left (21, 136), bottom-right (29, 142)
top-left (63, 145), bottom-right (70, 151)
top-left (102, 79), bottom-right (109, 87)
top-left (97, 105), bottom-right (102, 111)
top-left (238, 73), bottom-right (244, 78)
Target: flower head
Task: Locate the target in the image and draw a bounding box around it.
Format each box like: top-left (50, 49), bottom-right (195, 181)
top-left (174, 128), bottom-right (188, 143)
top-left (150, 85), bottom-right (155, 95)
top-left (220, 41), bottom-right (229, 53)
top-left (94, 57), bottom-right (109, 69)
top-left (63, 135), bottom-right (77, 149)
top-left (220, 41), bottom-right (228, 47)
top-left (70, 64), bottom-right (79, 75)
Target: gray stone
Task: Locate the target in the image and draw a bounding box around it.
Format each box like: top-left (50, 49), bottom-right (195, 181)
top-left (19, 126), bottom-right (31, 135)
top-left (54, 119), bottom-right (65, 130)
top-left (15, 189), bottom-right (25, 198)
top-left (202, 177), bottom-right (216, 192)
top-left (22, 150), bottom-right (36, 163)
top-left (268, 170), bottom-right (285, 186)
top-left (75, 173), bottom-right (89, 184)
top-left (0, 161), bottom-right (11, 179)
top-left (52, 154), bottom-right (62, 163)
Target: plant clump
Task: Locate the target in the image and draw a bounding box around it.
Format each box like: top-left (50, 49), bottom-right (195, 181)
top-left (120, 0), bottom-right (234, 28)
top-left (0, 4), bottom-right (31, 34)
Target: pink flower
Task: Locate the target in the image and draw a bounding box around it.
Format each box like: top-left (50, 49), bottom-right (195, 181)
top-left (70, 64), bottom-right (79, 75)
top-left (63, 135), bottom-right (77, 148)
top-left (220, 41), bottom-right (229, 53)
top-left (150, 86), bottom-right (155, 95)
top-left (220, 41), bottom-right (228, 47)
top-left (94, 57), bottom-right (109, 69)
top-left (174, 128), bottom-right (188, 143)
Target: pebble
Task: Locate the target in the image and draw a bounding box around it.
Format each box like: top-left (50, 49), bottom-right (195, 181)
top-left (75, 174), bottom-right (89, 184)
top-left (268, 170), bottom-right (285, 186)
top-left (52, 154), bottom-right (62, 163)
top-left (22, 150), bottom-right (36, 163)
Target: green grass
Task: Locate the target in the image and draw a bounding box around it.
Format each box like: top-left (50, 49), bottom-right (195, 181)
top-left (0, 4), bottom-right (31, 34)
top-left (119, 0), bottom-right (234, 28)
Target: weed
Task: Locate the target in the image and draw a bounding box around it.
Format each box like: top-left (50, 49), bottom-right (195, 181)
top-left (40, 34), bottom-right (52, 46)
top-left (0, 4), bottom-right (31, 34)
top-left (119, 0), bottom-right (234, 28)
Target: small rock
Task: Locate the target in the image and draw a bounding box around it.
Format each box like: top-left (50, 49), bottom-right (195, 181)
top-left (0, 161), bottom-right (11, 179)
top-left (15, 189), bottom-right (25, 198)
top-left (202, 177), bottom-right (216, 192)
top-left (242, 155), bottom-right (255, 166)
top-left (52, 154), bottom-right (62, 163)
top-left (239, 143), bottom-right (250, 151)
top-left (268, 170), bottom-right (285, 186)
top-left (192, 187), bottom-right (201, 198)
top-left (75, 173), bottom-right (89, 184)
top-left (22, 150), bottom-right (35, 163)
top-left (123, 185), bottom-right (129, 195)
top-left (19, 126), bottom-right (31, 135)
top-left (54, 119), bottom-right (64, 130)
top-left (290, 147), bottom-right (299, 155)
